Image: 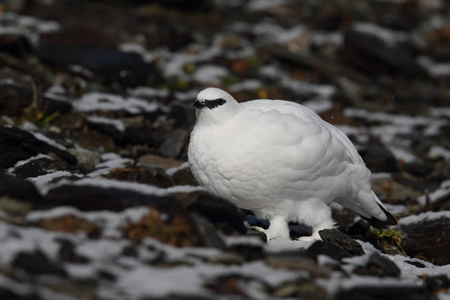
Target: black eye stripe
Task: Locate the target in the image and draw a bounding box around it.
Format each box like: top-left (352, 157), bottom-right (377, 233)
top-left (194, 98), bottom-right (227, 109)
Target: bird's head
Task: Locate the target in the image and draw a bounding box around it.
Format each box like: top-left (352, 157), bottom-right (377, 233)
top-left (193, 88), bottom-right (240, 124)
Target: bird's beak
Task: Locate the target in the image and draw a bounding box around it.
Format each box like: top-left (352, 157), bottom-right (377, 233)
top-left (193, 100), bottom-right (205, 109)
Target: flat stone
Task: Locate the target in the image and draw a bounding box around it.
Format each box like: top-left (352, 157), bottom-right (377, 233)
top-left (319, 229), bottom-right (365, 256)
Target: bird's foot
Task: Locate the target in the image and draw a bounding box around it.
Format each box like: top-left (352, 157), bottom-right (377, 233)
top-left (248, 216), bottom-right (291, 240)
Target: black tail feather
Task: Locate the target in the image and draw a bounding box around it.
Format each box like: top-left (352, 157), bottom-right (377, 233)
top-left (361, 203), bottom-right (398, 229)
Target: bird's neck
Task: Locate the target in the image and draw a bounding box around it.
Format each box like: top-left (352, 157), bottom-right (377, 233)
top-left (196, 106), bottom-right (240, 127)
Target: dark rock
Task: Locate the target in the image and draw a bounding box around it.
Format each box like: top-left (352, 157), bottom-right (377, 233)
top-left (0, 125), bottom-right (77, 168)
top-left (13, 250), bottom-right (67, 276)
top-left (265, 251), bottom-right (331, 278)
top-left (0, 173), bottom-right (44, 203)
top-left (338, 284), bottom-right (428, 300)
top-left (425, 274), bottom-right (450, 292)
top-left (227, 243), bottom-right (265, 262)
top-left (0, 84), bottom-right (31, 116)
top-left (319, 229), bottom-right (365, 256)
top-left (86, 118), bottom-right (154, 146)
top-left (0, 143), bottom-right (32, 169)
top-left (401, 215), bottom-right (450, 266)
top-left (359, 142), bottom-right (398, 173)
top-left (190, 212), bottom-right (226, 250)
top-left (37, 37), bottom-right (152, 87)
top-left (187, 193), bottom-right (247, 235)
top-left (0, 287), bottom-right (41, 300)
top-left (105, 166), bottom-right (174, 188)
top-left (12, 157), bottom-right (53, 178)
top-left (56, 238), bottom-right (90, 263)
top-left (307, 240), bottom-right (355, 260)
top-left (45, 183), bottom-right (174, 211)
top-left (168, 105), bottom-right (197, 129)
top-left (159, 129), bottom-right (188, 158)
top-left (354, 253), bottom-right (400, 277)
top-left (46, 183), bottom-right (224, 248)
top-left (171, 167), bottom-right (198, 186)
top-left (0, 81), bottom-right (72, 117)
top-left (344, 22), bottom-right (421, 75)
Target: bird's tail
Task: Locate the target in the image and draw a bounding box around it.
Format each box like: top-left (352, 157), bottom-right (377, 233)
top-left (360, 191), bottom-right (397, 229)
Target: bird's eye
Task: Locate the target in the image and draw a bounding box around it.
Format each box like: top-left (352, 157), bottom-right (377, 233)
top-left (204, 98), bottom-right (226, 109)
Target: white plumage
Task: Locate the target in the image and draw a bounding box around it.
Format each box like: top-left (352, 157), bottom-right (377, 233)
top-left (188, 87), bottom-right (396, 240)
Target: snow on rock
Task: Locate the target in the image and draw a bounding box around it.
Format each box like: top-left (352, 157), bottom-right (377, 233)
top-left (86, 116), bottom-right (126, 132)
top-left (399, 211), bottom-right (450, 225)
top-left (74, 92), bottom-right (160, 114)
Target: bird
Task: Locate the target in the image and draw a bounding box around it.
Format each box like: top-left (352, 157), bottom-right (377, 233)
top-left (188, 87), bottom-right (397, 241)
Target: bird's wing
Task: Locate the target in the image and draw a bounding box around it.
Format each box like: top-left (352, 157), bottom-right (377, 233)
top-left (245, 99), bottom-right (391, 222)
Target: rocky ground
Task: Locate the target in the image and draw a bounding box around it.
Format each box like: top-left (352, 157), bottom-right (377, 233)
top-left (0, 0), bottom-right (449, 299)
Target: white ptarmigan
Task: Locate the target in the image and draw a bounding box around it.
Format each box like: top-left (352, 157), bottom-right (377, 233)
top-left (188, 87), bottom-right (397, 240)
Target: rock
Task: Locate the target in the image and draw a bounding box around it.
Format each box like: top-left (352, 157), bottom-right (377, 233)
top-left (337, 284), bottom-right (428, 300)
top-left (13, 250), bottom-right (67, 277)
top-left (86, 118), bottom-right (154, 146)
top-left (354, 253), bottom-right (400, 277)
top-left (359, 142), bottom-right (398, 173)
top-left (307, 240), bottom-right (355, 261)
top-left (171, 167), bottom-right (198, 186)
top-left (0, 173), bottom-right (44, 203)
top-left (187, 193), bottom-right (247, 235)
top-left (425, 274), bottom-right (450, 293)
top-left (68, 148), bottom-right (99, 172)
top-left (45, 183), bottom-right (174, 211)
top-left (319, 229), bottom-right (365, 256)
top-left (126, 205), bottom-right (217, 248)
top-left (105, 166), bottom-right (174, 188)
top-left (37, 25), bottom-right (153, 87)
top-left (56, 238), bottom-right (90, 263)
top-left (190, 212), bottom-right (226, 250)
top-left (344, 22), bottom-right (421, 74)
top-left (0, 84), bottom-right (31, 116)
top-left (12, 156), bottom-right (54, 178)
top-left (266, 252), bottom-right (331, 278)
top-left (401, 215), bottom-right (450, 266)
top-left (227, 242), bottom-right (265, 262)
top-left (138, 153), bottom-right (184, 170)
top-left (0, 196), bottom-right (33, 216)
top-left (159, 129), bottom-right (188, 158)
top-left (0, 143), bottom-right (31, 169)
top-left (0, 125), bottom-right (77, 168)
